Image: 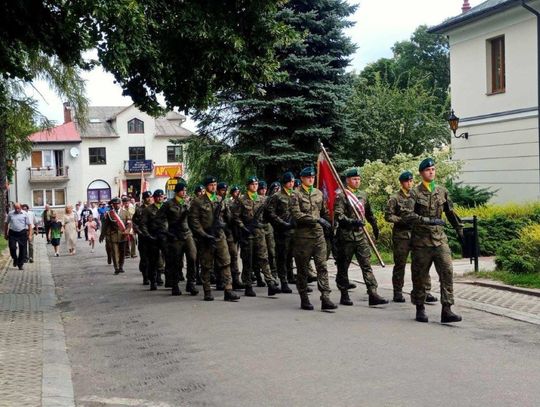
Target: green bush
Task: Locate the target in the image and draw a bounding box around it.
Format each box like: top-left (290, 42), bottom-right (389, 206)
top-left (495, 224), bottom-right (540, 274)
top-left (445, 179), bottom-right (496, 207)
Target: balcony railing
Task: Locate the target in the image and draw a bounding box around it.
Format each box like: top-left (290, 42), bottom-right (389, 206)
top-left (28, 166), bottom-right (69, 182)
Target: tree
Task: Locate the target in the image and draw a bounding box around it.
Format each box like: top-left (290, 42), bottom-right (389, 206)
top-left (195, 0), bottom-right (357, 182)
top-left (343, 75), bottom-right (449, 166)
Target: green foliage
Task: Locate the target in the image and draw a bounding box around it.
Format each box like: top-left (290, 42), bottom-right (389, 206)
top-left (475, 270), bottom-right (540, 289)
top-left (344, 76), bottom-right (450, 166)
top-left (445, 179), bottom-right (496, 208)
top-left (495, 224), bottom-right (540, 274)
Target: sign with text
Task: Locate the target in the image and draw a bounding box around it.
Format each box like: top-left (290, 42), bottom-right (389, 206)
top-left (126, 160), bottom-right (153, 173)
top-left (154, 164), bottom-right (183, 178)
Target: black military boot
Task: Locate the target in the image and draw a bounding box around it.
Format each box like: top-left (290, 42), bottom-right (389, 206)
top-left (164, 280), bottom-right (172, 288)
top-left (224, 290), bottom-right (240, 302)
top-left (204, 291), bottom-right (214, 301)
top-left (156, 274), bottom-right (164, 286)
top-left (340, 290), bottom-right (353, 306)
top-left (171, 285), bottom-right (182, 296)
top-left (306, 286), bottom-right (313, 293)
top-left (215, 282), bottom-right (225, 291)
top-left (179, 271), bottom-right (185, 282)
top-left (393, 292), bottom-right (406, 303)
top-left (415, 304), bottom-right (428, 323)
top-left (369, 292), bottom-right (389, 306)
top-left (321, 296), bottom-right (338, 310)
top-left (441, 305), bottom-right (462, 323)
top-left (268, 282), bottom-right (281, 296)
top-left (256, 274), bottom-right (266, 287)
top-left (143, 278), bottom-right (149, 286)
top-left (288, 273), bottom-right (297, 284)
top-left (300, 295), bottom-right (314, 311)
top-left (280, 281), bottom-right (293, 294)
top-left (186, 283), bottom-right (199, 296)
top-left (348, 282), bottom-right (357, 289)
top-left (232, 276), bottom-right (245, 290)
top-left (244, 286), bottom-right (257, 297)
top-left (150, 281), bottom-right (157, 291)
top-left (114, 268), bottom-right (120, 275)
top-left (426, 293), bottom-right (438, 303)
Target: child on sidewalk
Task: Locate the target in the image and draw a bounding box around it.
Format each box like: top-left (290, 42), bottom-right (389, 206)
top-left (48, 214), bottom-right (63, 257)
top-left (85, 214), bottom-right (98, 253)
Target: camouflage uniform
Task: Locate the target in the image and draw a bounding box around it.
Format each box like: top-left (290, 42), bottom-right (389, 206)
top-left (139, 203), bottom-right (166, 288)
top-left (290, 186), bottom-right (332, 300)
top-left (223, 198), bottom-right (242, 287)
top-left (262, 222), bottom-right (277, 279)
top-left (132, 202), bottom-right (149, 283)
top-left (156, 197), bottom-right (198, 294)
top-left (101, 207), bottom-right (131, 273)
top-left (403, 183), bottom-right (463, 306)
top-left (334, 189), bottom-right (379, 295)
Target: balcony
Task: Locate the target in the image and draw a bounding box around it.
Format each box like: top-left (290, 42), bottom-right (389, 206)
top-left (28, 166), bottom-right (70, 183)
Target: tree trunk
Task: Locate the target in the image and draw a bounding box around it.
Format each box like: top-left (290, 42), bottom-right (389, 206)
top-left (0, 124), bottom-right (7, 232)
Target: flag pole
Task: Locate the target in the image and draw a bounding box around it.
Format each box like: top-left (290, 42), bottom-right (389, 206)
top-left (139, 170), bottom-right (144, 203)
top-left (319, 142), bottom-right (385, 267)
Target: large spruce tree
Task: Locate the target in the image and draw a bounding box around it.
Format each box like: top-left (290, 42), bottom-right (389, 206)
top-left (194, 0), bottom-right (357, 182)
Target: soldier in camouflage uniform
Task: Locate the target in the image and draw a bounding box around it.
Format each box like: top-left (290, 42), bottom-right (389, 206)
top-left (232, 176), bottom-right (281, 297)
top-left (258, 181), bottom-right (277, 281)
top-left (188, 176), bottom-right (240, 302)
top-left (266, 172), bottom-right (295, 294)
top-left (334, 168), bottom-right (388, 307)
top-left (155, 182), bottom-right (199, 296)
top-left (403, 158), bottom-right (463, 323)
top-left (132, 191), bottom-right (153, 285)
top-left (385, 171), bottom-right (438, 303)
top-left (99, 197), bottom-right (132, 275)
top-left (291, 167), bottom-right (336, 311)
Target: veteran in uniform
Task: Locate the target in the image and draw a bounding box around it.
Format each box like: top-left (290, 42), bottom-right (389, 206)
top-left (100, 197), bottom-right (132, 274)
top-left (188, 176), bottom-right (240, 302)
top-left (132, 191), bottom-right (153, 284)
top-left (334, 168), bottom-right (388, 307)
top-left (156, 183), bottom-right (199, 296)
top-left (404, 158), bottom-right (463, 323)
top-left (385, 171), bottom-right (438, 303)
top-left (290, 167), bottom-right (336, 311)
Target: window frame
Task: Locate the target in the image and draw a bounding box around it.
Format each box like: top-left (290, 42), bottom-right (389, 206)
top-left (128, 146), bottom-right (146, 161)
top-left (89, 147), bottom-right (107, 165)
top-left (167, 145), bottom-right (183, 163)
top-left (127, 118), bottom-right (145, 134)
top-left (488, 35), bottom-right (506, 95)
top-left (32, 188), bottom-right (66, 208)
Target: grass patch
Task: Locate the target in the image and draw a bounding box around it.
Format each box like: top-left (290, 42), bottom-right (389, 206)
top-left (370, 250), bottom-right (394, 266)
top-left (0, 235), bottom-right (7, 252)
top-left (474, 270), bottom-right (540, 289)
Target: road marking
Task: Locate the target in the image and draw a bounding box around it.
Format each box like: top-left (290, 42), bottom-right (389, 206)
top-left (79, 395), bottom-right (174, 406)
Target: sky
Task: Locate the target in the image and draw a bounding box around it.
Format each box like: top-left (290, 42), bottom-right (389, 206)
top-left (32, 0), bottom-right (483, 129)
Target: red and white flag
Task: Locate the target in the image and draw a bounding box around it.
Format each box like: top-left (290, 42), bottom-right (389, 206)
top-left (344, 189), bottom-right (366, 218)
top-left (317, 151), bottom-right (341, 221)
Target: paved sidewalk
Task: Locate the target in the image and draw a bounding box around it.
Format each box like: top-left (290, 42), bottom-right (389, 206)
top-left (0, 237), bottom-right (74, 407)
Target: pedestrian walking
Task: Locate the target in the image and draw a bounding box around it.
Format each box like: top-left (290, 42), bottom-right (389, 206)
top-left (80, 203), bottom-right (92, 241)
top-left (4, 203), bottom-right (31, 270)
top-left (63, 205), bottom-right (79, 255)
top-left (42, 204), bottom-right (55, 243)
top-left (48, 214), bottom-right (62, 256)
top-left (85, 214), bottom-right (98, 253)
top-left (100, 197), bottom-right (131, 275)
top-left (21, 204), bottom-right (35, 263)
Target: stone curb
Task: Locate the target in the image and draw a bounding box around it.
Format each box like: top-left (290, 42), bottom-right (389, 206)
top-left (456, 280), bottom-right (540, 297)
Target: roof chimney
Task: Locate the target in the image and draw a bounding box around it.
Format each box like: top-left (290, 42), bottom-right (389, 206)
top-left (462, 0), bottom-right (472, 13)
top-left (63, 102), bottom-right (72, 123)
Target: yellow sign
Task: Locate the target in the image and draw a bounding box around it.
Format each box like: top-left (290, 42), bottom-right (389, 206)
top-left (165, 177), bottom-right (187, 191)
top-left (154, 164), bottom-right (183, 178)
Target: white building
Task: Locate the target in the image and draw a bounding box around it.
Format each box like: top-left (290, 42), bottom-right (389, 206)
top-left (430, 0), bottom-right (540, 203)
top-left (11, 103), bottom-right (193, 210)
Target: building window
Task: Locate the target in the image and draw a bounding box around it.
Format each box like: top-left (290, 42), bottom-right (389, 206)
top-left (89, 147), bottom-right (106, 165)
top-left (32, 188), bottom-right (66, 207)
top-left (129, 146), bottom-right (146, 161)
top-left (128, 118), bottom-right (144, 134)
top-left (167, 145), bottom-right (183, 163)
top-left (488, 36), bottom-right (505, 94)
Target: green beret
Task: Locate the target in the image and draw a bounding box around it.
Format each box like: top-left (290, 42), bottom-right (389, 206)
top-left (153, 189), bottom-right (165, 197)
top-left (344, 167), bottom-right (361, 178)
top-left (399, 171), bottom-right (413, 182)
top-left (142, 191), bottom-right (152, 199)
top-left (230, 185), bottom-right (240, 193)
top-left (174, 182), bottom-right (186, 192)
top-left (300, 167), bottom-right (316, 177)
top-left (419, 158), bottom-right (435, 172)
top-left (194, 185), bottom-right (204, 193)
top-left (282, 171), bottom-right (294, 183)
top-left (217, 182), bottom-right (228, 190)
top-left (246, 176), bottom-right (259, 185)
top-left (203, 175), bottom-right (217, 186)
top-left (110, 197), bottom-right (121, 204)
top-left (257, 180), bottom-right (267, 190)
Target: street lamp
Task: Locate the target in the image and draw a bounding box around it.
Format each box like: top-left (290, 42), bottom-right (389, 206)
top-left (447, 110), bottom-right (469, 140)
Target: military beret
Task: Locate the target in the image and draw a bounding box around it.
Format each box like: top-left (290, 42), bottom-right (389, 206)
top-left (399, 171), bottom-right (414, 182)
top-left (230, 185), bottom-right (240, 193)
top-left (419, 158), bottom-right (435, 172)
top-left (282, 171), bottom-right (295, 183)
top-left (270, 181), bottom-right (281, 191)
top-left (300, 167), bottom-right (316, 177)
top-left (257, 180), bottom-right (267, 190)
top-left (246, 176), bottom-right (259, 185)
top-left (294, 179), bottom-right (301, 187)
top-left (217, 182), bottom-right (228, 190)
top-left (142, 191), bottom-right (152, 199)
top-left (344, 167), bottom-right (361, 178)
top-left (174, 182), bottom-right (187, 193)
top-left (110, 197), bottom-right (121, 204)
top-left (153, 189), bottom-right (165, 197)
top-left (203, 175), bottom-right (217, 186)
top-left (194, 185), bottom-right (204, 193)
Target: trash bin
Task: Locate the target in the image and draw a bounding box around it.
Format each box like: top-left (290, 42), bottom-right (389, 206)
top-left (461, 216), bottom-right (479, 272)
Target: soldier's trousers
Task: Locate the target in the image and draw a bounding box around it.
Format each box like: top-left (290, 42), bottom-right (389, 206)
top-left (105, 238), bottom-right (113, 264)
top-left (336, 238), bottom-right (378, 294)
top-left (166, 236), bottom-right (197, 286)
top-left (145, 238), bottom-right (165, 284)
top-left (263, 224), bottom-right (277, 278)
top-left (392, 238), bottom-right (432, 294)
top-left (137, 236), bottom-right (149, 281)
top-left (199, 237), bottom-right (232, 292)
top-left (227, 236), bottom-right (240, 279)
top-left (240, 229), bottom-right (277, 286)
top-left (411, 244), bottom-right (454, 305)
top-left (111, 240), bottom-right (127, 272)
top-left (275, 232), bottom-right (293, 283)
top-left (293, 236), bottom-right (331, 298)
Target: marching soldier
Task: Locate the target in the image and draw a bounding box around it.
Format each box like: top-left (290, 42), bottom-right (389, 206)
top-left (403, 158), bottom-right (463, 323)
top-left (188, 176), bottom-right (240, 302)
top-left (385, 171), bottom-right (438, 303)
top-left (232, 176), bottom-right (281, 297)
top-left (290, 167), bottom-right (336, 311)
top-left (266, 171), bottom-right (295, 294)
top-left (257, 180), bottom-right (277, 281)
top-left (139, 189), bottom-right (167, 290)
top-left (334, 168), bottom-right (388, 307)
top-left (99, 197), bottom-right (131, 274)
top-left (155, 183), bottom-right (199, 296)
top-left (132, 191), bottom-right (153, 284)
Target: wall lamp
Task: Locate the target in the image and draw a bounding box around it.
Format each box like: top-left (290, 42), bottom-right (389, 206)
top-left (447, 110), bottom-right (469, 140)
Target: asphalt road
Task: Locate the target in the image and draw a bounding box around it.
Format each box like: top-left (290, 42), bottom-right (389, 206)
top-left (50, 239), bottom-right (540, 407)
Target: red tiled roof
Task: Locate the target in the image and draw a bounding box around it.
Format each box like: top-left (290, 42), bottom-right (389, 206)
top-left (29, 121), bottom-right (81, 143)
